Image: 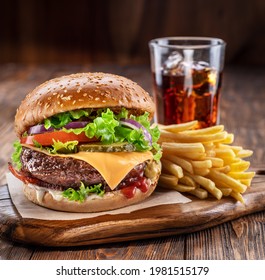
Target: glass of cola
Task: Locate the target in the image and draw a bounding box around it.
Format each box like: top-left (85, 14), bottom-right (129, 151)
top-left (149, 37), bottom-right (226, 128)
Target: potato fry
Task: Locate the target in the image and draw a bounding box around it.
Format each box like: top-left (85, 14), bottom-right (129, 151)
top-left (218, 187), bottom-right (232, 196)
top-left (185, 173), bottom-right (222, 199)
top-left (207, 169), bottom-right (247, 193)
top-left (229, 160), bottom-right (250, 172)
top-left (230, 191), bottom-right (245, 204)
top-left (158, 174), bottom-right (178, 188)
top-left (212, 165), bottom-right (231, 173)
top-left (217, 133), bottom-right (234, 144)
top-left (179, 175), bottom-right (197, 187)
top-left (222, 157), bottom-right (241, 165)
top-left (189, 187), bottom-right (208, 199)
top-left (236, 149), bottom-right (253, 158)
top-left (207, 186), bottom-right (223, 200)
top-left (190, 160), bottom-right (212, 169)
top-left (164, 154), bottom-right (193, 174)
top-left (162, 143), bottom-right (205, 153)
top-left (173, 184), bottom-right (196, 192)
top-left (205, 150), bottom-right (216, 157)
top-left (161, 159), bottom-right (184, 178)
top-left (161, 142), bottom-right (205, 153)
top-left (158, 120), bottom-right (198, 132)
top-left (158, 120), bottom-right (254, 203)
top-left (214, 179), bottom-right (233, 190)
top-left (215, 148), bottom-right (236, 159)
top-left (203, 143), bottom-right (215, 150)
top-left (180, 125), bottom-right (224, 135)
top-left (217, 144), bottom-right (242, 153)
top-left (239, 179), bottom-right (252, 187)
top-left (179, 152), bottom-right (207, 160)
top-left (185, 173), bottom-right (214, 189)
top-left (227, 171), bottom-right (256, 179)
top-left (205, 157), bottom-right (224, 168)
top-left (160, 130), bottom-right (227, 143)
top-left (193, 167), bottom-right (210, 176)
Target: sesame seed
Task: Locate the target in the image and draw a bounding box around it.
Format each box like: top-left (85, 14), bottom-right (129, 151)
top-left (61, 96), bottom-right (71, 101)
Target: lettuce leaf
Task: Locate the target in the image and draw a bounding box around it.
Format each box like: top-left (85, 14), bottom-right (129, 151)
top-left (44, 109), bottom-right (90, 129)
top-left (62, 182), bottom-right (104, 202)
top-left (31, 139), bottom-right (79, 154)
top-left (152, 142), bottom-right (162, 161)
top-left (64, 109), bottom-right (120, 144)
top-left (41, 107), bottom-right (162, 159)
top-left (47, 140), bottom-right (79, 154)
top-left (11, 140), bottom-right (22, 170)
top-left (93, 109), bottom-right (120, 143)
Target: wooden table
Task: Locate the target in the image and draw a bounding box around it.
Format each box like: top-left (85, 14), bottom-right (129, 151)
top-left (0, 64), bottom-right (264, 260)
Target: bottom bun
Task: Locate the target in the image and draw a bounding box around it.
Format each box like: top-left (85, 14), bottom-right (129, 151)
top-left (23, 176), bottom-right (159, 213)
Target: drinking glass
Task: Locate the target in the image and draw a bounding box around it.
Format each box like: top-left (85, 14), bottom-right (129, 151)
top-left (149, 37), bottom-right (226, 128)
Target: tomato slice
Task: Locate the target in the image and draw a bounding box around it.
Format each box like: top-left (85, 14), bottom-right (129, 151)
top-left (20, 131), bottom-right (96, 146)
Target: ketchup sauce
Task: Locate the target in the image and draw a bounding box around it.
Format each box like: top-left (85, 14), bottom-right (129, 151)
top-left (121, 177), bottom-right (148, 199)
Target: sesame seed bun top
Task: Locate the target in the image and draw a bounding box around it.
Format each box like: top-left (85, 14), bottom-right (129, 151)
top-left (15, 72), bottom-right (155, 137)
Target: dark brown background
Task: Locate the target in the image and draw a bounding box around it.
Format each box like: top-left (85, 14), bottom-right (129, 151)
top-left (1, 0), bottom-right (265, 65)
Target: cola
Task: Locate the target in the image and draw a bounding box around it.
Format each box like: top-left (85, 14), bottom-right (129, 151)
top-left (153, 63), bottom-right (222, 128)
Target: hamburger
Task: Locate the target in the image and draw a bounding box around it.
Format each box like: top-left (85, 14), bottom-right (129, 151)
top-left (9, 72), bottom-right (162, 212)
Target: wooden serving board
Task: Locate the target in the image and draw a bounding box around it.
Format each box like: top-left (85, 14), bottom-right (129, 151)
top-left (0, 168), bottom-right (265, 247)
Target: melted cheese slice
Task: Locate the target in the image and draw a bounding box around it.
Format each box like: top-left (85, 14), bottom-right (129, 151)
top-left (22, 144), bottom-right (153, 190)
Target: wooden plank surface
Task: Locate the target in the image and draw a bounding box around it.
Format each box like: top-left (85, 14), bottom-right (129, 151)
top-left (0, 171), bottom-right (264, 248)
top-left (0, 64), bottom-right (265, 259)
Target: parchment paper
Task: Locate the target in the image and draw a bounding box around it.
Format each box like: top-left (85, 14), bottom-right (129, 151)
top-left (6, 172), bottom-right (191, 220)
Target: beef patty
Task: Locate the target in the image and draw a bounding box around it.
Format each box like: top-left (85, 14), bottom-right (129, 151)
top-left (20, 147), bottom-right (146, 191)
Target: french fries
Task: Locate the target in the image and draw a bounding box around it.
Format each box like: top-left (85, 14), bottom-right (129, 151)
top-left (158, 120), bottom-right (255, 203)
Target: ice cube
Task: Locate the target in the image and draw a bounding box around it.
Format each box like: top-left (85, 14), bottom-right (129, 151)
top-left (193, 61), bottom-right (210, 71)
top-left (163, 51), bottom-right (183, 70)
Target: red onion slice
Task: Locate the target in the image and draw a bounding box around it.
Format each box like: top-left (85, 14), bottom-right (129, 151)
top-left (28, 124), bottom-right (54, 135)
top-left (64, 121), bottom-right (89, 129)
top-left (28, 121), bottom-right (89, 135)
top-left (120, 118), bottom-right (152, 145)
